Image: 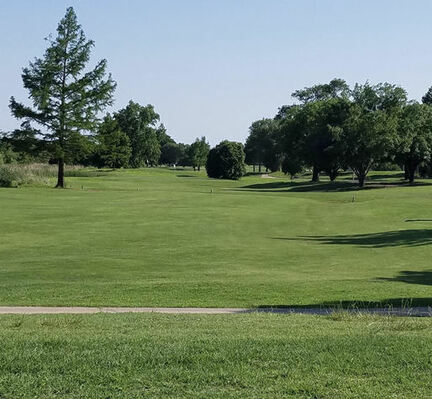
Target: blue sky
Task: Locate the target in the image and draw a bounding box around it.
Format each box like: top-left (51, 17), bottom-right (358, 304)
top-left (1, 0), bottom-right (432, 145)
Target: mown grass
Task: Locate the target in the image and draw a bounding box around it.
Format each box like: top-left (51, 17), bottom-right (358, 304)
top-left (0, 313), bottom-right (431, 398)
top-left (1, 167), bottom-right (432, 307)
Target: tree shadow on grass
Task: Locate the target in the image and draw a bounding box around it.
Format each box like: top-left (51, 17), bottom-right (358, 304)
top-left (367, 172), bottom-right (405, 180)
top-left (271, 229), bottom-right (432, 248)
top-left (240, 180), bottom-right (432, 193)
top-left (252, 271), bottom-right (432, 311)
top-left (378, 270), bottom-right (432, 285)
top-left (241, 181), bottom-right (359, 192)
top-left (254, 297), bottom-right (432, 310)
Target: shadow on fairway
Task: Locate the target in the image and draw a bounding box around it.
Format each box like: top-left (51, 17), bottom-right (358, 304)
top-left (241, 181), bottom-right (359, 192)
top-left (240, 180), bottom-right (432, 193)
top-left (248, 298), bottom-right (432, 316)
top-left (378, 270), bottom-right (432, 285)
top-left (271, 229), bottom-right (432, 248)
top-left (367, 172), bottom-right (405, 180)
top-left (253, 297), bottom-right (432, 310)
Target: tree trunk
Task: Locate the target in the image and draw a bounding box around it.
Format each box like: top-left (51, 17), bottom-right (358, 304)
top-left (326, 168), bottom-right (338, 181)
top-left (56, 157), bottom-right (65, 188)
top-left (357, 173), bottom-right (365, 188)
top-left (404, 162), bottom-right (409, 180)
top-left (198, 165), bottom-right (201, 171)
top-left (312, 165), bottom-right (320, 182)
top-left (258, 164), bottom-right (262, 173)
top-left (408, 165), bottom-right (416, 184)
top-left (253, 164), bottom-right (255, 172)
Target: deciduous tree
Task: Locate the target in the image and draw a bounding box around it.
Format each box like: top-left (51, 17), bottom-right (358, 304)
top-left (189, 137), bottom-right (210, 171)
top-left (114, 101), bottom-right (161, 167)
top-left (396, 103), bottom-right (432, 183)
top-left (206, 141), bottom-right (246, 180)
top-left (97, 115), bottom-right (131, 169)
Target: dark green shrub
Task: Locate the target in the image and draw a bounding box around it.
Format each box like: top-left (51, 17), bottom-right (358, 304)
top-left (0, 166), bottom-right (19, 187)
top-left (206, 140), bottom-right (246, 180)
top-left (281, 156), bottom-right (303, 179)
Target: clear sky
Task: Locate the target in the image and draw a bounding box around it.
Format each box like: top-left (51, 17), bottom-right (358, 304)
top-left (1, 0), bottom-right (432, 145)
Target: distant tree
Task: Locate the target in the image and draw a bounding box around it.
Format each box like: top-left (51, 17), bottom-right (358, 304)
top-left (245, 119), bottom-right (280, 172)
top-left (244, 122), bottom-right (266, 172)
top-left (395, 103), bottom-right (432, 183)
top-left (160, 142), bottom-right (182, 165)
top-left (281, 156), bottom-right (303, 179)
top-left (277, 105), bottom-right (304, 179)
top-left (292, 78), bottom-right (350, 104)
top-left (340, 108), bottom-right (398, 187)
top-left (1, 122), bottom-right (50, 163)
top-left (177, 143), bottom-right (191, 166)
top-left (278, 99), bottom-right (350, 182)
top-left (289, 79), bottom-right (351, 181)
top-left (422, 87), bottom-right (432, 105)
top-left (9, 7), bottom-right (116, 187)
top-left (206, 140), bottom-right (246, 180)
top-left (143, 130), bottom-right (161, 167)
top-left (97, 115), bottom-right (131, 169)
top-left (189, 137), bottom-right (210, 171)
top-left (156, 124), bottom-right (175, 147)
top-left (0, 141), bottom-right (18, 164)
top-left (115, 101), bottom-right (161, 167)
top-left (338, 83), bottom-right (406, 187)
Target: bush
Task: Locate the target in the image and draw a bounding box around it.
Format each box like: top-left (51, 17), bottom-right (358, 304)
top-left (281, 156), bottom-right (303, 178)
top-left (0, 166), bottom-right (20, 187)
top-left (419, 162), bottom-right (432, 178)
top-left (206, 141), bottom-right (246, 180)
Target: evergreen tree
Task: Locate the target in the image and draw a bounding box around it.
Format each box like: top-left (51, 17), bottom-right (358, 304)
top-left (9, 7), bottom-right (116, 187)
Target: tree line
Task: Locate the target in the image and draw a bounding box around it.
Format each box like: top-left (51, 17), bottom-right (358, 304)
top-left (3, 7), bottom-right (432, 187)
top-left (244, 78), bottom-right (432, 186)
top-left (1, 101), bottom-right (210, 171)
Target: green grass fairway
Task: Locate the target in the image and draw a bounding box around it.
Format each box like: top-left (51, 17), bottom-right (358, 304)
top-left (0, 313), bottom-right (431, 398)
top-left (1, 168), bottom-right (432, 307)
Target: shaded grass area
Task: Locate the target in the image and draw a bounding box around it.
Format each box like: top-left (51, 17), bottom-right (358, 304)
top-left (0, 313), bottom-right (431, 398)
top-left (1, 168), bottom-right (432, 307)
top-left (271, 229), bottom-right (432, 247)
top-left (240, 179), bottom-right (432, 193)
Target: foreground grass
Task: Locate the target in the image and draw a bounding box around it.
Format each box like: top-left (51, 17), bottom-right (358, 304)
top-left (1, 167), bottom-right (432, 307)
top-left (0, 313), bottom-right (430, 398)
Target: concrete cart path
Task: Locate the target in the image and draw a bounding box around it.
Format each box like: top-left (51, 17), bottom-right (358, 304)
top-left (0, 306), bottom-right (431, 316)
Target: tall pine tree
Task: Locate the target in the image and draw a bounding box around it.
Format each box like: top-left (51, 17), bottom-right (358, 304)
top-left (10, 7), bottom-right (116, 187)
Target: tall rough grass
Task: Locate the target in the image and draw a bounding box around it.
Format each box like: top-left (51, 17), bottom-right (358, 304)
top-left (0, 163), bottom-right (82, 187)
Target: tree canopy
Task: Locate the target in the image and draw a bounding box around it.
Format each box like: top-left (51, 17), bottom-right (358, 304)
top-left (114, 101), bottom-right (161, 167)
top-left (189, 137), bottom-right (210, 171)
top-left (206, 141), bottom-right (246, 180)
top-left (244, 79), bottom-right (417, 186)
